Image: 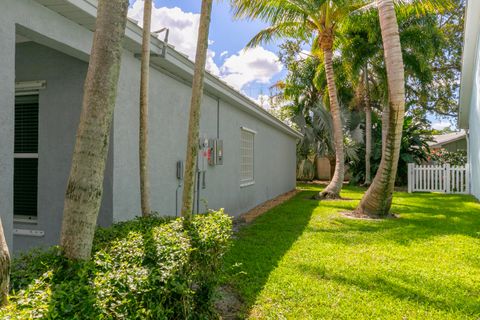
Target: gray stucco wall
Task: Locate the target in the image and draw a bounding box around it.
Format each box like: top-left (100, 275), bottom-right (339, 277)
top-left (0, 0), bottom-right (96, 253)
top-left (0, 0), bottom-right (298, 254)
top-left (0, 21), bottom-right (15, 251)
top-left (113, 56), bottom-right (297, 220)
top-left (469, 34), bottom-right (480, 200)
top-left (13, 42), bottom-right (113, 253)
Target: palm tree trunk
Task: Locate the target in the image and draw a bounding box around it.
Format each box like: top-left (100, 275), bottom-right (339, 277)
top-left (381, 102), bottom-right (389, 153)
top-left (181, 0), bottom-right (213, 218)
top-left (364, 68), bottom-right (372, 186)
top-left (140, 0), bottom-right (152, 216)
top-left (60, 0), bottom-right (129, 260)
top-left (0, 218), bottom-right (10, 306)
top-left (318, 48), bottom-right (345, 199)
top-left (355, 0), bottom-right (405, 217)
top-left (328, 156), bottom-right (336, 181)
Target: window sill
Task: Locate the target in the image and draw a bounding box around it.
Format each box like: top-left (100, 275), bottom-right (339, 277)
top-left (14, 216), bottom-right (38, 225)
top-left (240, 181), bottom-right (255, 188)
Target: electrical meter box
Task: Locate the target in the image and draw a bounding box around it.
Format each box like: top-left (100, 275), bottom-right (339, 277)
top-left (198, 136), bottom-right (209, 172)
top-left (208, 139), bottom-right (224, 166)
top-left (176, 160), bottom-right (183, 180)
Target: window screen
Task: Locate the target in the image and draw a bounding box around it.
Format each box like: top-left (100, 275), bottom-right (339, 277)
top-left (14, 95), bottom-right (39, 217)
top-left (240, 128), bottom-right (254, 184)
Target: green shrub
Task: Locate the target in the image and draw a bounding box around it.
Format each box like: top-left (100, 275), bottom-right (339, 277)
top-left (1, 210), bottom-right (232, 320)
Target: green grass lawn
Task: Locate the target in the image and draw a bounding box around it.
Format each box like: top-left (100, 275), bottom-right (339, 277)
top-left (223, 184), bottom-right (480, 319)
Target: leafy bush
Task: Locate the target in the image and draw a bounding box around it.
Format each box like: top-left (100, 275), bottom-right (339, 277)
top-left (349, 115), bottom-right (433, 186)
top-left (430, 149), bottom-right (467, 166)
top-left (1, 210), bottom-right (232, 319)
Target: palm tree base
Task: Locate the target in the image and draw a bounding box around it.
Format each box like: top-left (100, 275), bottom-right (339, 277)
top-left (352, 207), bottom-right (397, 219)
top-left (314, 190), bottom-right (341, 200)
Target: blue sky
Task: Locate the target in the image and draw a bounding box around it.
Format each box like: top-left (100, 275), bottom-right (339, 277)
top-left (128, 0), bottom-right (286, 103)
top-left (128, 0), bottom-right (452, 130)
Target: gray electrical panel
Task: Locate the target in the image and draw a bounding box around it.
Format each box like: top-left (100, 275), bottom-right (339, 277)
top-left (176, 160), bottom-right (183, 180)
top-left (216, 139), bottom-right (223, 165)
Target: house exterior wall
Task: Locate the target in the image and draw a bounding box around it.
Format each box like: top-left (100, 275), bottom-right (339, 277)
top-left (13, 42), bottom-right (114, 253)
top-left (443, 139), bottom-right (468, 152)
top-left (0, 0), bottom-right (299, 253)
top-left (0, 0), bottom-right (97, 251)
top-left (113, 54), bottom-right (297, 220)
top-left (469, 33), bottom-right (480, 200)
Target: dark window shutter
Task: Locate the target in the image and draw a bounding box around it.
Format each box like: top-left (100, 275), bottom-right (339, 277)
top-left (14, 95), bottom-right (39, 217)
top-left (14, 158), bottom-right (38, 216)
top-left (15, 95), bottom-right (39, 154)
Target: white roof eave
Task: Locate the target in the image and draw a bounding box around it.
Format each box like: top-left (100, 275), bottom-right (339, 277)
top-left (33, 0), bottom-right (303, 140)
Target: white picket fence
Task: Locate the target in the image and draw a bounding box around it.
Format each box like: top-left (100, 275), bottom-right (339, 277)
top-left (407, 163), bottom-right (470, 194)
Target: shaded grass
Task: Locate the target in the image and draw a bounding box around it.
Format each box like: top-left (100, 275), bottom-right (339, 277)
top-left (224, 185), bottom-right (480, 319)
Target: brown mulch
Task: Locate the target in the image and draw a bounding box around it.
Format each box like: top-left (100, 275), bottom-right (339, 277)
top-left (340, 211), bottom-right (399, 220)
top-left (237, 189), bottom-right (300, 224)
top-left (214, 285), bottom-right (244, 320)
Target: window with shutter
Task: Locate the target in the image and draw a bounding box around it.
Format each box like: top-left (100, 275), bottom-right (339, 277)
top-left (240, 127), bottom-right (255, 186)
top-left (14, 94), bottom-right (39, 218)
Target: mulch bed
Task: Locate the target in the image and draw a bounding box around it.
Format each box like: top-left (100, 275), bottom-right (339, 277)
top-left (340, 211), bottom-right (399, 220)
top-left (231, 189), bottom-right (300, 234)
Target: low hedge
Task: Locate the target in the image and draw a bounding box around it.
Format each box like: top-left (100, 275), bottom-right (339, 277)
top-left (1, 210), bottom-right (232, 319)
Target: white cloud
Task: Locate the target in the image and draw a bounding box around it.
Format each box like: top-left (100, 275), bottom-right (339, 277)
top-left (128, 1), bottom-right (283, 94)
top-left (128, 0), bottom-right (219, 74)
top-left (431, 121), bottom-right (451, 130)
top-left (220, 47), bottom-right (283, 90)
top-left (253, 94), bottom-right (271, 110)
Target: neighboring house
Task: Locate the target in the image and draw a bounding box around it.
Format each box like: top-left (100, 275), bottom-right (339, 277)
top-left (0, 0), bottom-right (301, 253)
top-left (428, 130), bottom-right (467, 152)
top-left (459, 0), bottom-right (479, 200)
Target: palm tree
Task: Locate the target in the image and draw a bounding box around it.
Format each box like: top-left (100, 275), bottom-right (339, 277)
top-left (232, 0), bottom-right (365, 199)
top-left (140, 0), bottom-right (153, 216)
top-left (60, 0), bottom-right (130, 260)
top-left (0, 218), bottom-right (9, 305)
top-left (181, 0), bottom-right (214, 218)
top-left (363, 66), bottom-right (373, 185)
top-left (355, 0), bottom-right (452, 216)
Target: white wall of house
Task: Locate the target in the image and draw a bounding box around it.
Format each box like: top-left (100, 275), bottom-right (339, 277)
top-left (460, 0), bottom-right (480, 200)
top-left (469, 32), bottom-right (480, 200)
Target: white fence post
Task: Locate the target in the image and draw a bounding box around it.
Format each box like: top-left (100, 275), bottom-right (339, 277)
top-left (444, 164), bottom-right (450, 194)
top-left (408, 163), bottom-right (470, 194)
top-left (466, 163), bottom-right (470, 194)
top-left (408, 163), bottom-right (413, 193)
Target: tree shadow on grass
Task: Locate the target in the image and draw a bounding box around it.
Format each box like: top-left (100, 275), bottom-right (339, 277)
top-left (223, 191), bottom-right (318, 316)
top-left (224, 188), bottom-right (480, 318)
top-left (297, 263), bottom-right (480, 317)
top-left (309, 192), bottom-right (480, 248)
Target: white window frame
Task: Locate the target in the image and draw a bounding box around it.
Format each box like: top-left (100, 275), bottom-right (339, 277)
top-left (13, 81), bottom-right (45, 224)
top-left (240, 127), bottom-right (256, 187)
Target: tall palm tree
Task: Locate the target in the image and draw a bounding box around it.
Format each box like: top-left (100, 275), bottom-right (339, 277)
top-left (355, 0), bottom-right (452, 216)
top-left (181, 0), bottom-right (214, 217)
top-left (60, 0), bottom-right (130, 260)
top-left (139, 0), bottom-right (153, 216)
top-left (0, 218), bottom-right (9, 305)
top-left (232, 0), bottom-right (365, 199)
top-left (363, 66), bottom-right (373, 185)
